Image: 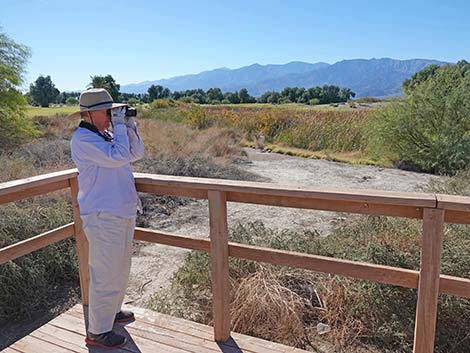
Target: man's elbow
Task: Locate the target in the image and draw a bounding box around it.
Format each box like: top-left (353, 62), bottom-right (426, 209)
top-left (132, 149), bottom-right (145, 162)
top-left (127, 144), bottom-right (144, 162)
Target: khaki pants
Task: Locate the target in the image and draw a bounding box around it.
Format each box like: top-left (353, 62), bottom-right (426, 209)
top-left (81, 211), bottom-right (136, 334)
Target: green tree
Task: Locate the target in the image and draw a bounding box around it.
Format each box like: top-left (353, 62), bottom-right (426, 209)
top-left (57, 91), bottom-right (80, 104)
top-left (238, 88), bottom-right (255, 103)
top-left (367, 61), bottom-right (470, 175)
top-left (29, 75), bottom-right (60, 107)
top-left (402, 64), bottom-right (441, 94)
top-left (0, 29), bottom-right (37, 148)
top-left (258, 91), bottom-right (274, 103)
top-left (280, 87), bottom-right (296, 103)
top-left (148, 85), bottom-right (160, 100)
top-left (89, 74), bottom-right (120, 101)
top-left (340, 87), bottom-right (355, 101)
top-left (267, 92), bottom-right (281, 104)
top-left (320, 85), bottom-right (341, 104)
top-left (206, 87), bottom-right (223, 102)
top-left (223, 91), bottom-right (240, 104)
top-left (66, 96), bottom-right (78, 105)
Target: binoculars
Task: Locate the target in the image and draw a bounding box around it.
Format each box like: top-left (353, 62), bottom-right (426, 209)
top-left (107, 106), bottom-right (137, 118)
top-left (124, 107), bottom-right (137, 117)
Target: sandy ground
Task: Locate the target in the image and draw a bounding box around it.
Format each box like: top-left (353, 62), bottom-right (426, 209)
top-left (124, 147), bottom-right (441, 307)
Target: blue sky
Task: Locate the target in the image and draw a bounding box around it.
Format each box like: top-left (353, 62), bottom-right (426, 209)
top-left (2, 0), bottom-right (469, 91)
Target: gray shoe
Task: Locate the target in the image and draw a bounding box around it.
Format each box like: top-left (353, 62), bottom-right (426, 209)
top-left (85, 330), bottom-right (127, 349)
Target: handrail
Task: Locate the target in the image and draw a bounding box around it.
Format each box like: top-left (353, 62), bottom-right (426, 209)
top-left (0, 169), bottom-right (77, 205)
top-left (1, 169), bottom-right (470, 353)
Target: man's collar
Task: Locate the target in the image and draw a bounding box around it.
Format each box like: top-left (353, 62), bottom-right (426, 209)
top-left (78, 120), bottom-right (113, 141)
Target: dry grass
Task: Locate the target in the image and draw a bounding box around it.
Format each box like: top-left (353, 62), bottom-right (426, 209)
top-left (32, 114), bottom-right (78, 140)
top-left (230, 267), bottom-right (309, 347)
top-left (137, 119), bottom-right (246, 165)
top-left (148, 211), bottom-right (470, 353)
top-left (230, 267), bottom-right (366, 350)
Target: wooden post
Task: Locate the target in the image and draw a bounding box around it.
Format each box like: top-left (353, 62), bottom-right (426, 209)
top-left (413, 208), bottom-right (445, 353)
top-left (208, 190), bottom-right (231, 342)
top-left (69, 177), bottom-right (89, 306)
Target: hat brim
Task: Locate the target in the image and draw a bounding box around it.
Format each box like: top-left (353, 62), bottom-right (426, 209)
top-left (67, 102), bottom-right (128, 119)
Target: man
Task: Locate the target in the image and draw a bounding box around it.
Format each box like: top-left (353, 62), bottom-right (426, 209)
top-left (69, 88), bottom-right (145, 349)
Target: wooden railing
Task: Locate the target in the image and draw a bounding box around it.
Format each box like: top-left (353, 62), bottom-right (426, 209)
top-left (1, 169), bottom-right (470, 353)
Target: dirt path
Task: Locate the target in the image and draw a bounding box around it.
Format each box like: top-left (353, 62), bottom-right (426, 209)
top-left (125, 148), bottom-right (441, 307)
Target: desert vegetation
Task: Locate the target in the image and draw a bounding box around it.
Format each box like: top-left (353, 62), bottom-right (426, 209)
top-left (146, 170), bottom-right (470, 352)
top-left (2, 27), bottom-right (470, 353)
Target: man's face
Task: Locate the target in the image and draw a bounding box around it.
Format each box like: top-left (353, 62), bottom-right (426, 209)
top-left (87, 109), bottom-right (111, 131)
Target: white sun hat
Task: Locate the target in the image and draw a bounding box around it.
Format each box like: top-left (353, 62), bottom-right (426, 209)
top-left (68, 88), bottom-right (127, 119)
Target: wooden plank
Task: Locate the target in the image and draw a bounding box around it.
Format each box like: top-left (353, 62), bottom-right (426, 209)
top-left (69, 177), bottom-right (89, 306)
top-left (39, 313), bottom-right (133, 353)
top-left (134, 173), bottom-right (436, 208)
top-left (69, 304), bottom-right (309, 353)
top-left (229, 241), bottom-right (420, 289)
top-left (413, 208), bottom-right (445, 353)
top-left (30, 327), bottom-right (89, 352)
top-left (134, 227), bottom-right (210, 252)
top-left (48, 312), bottom-right (207, 353)
top-left (1, 347), bottom-right (23, 353)
top-left (36, 322), bottom-right (136, 353)
top-left (0, 169), bottom-right (76, 205)
top-left (0, 180), bottom-right (70, 205)
top-left (133, 229), bottom-right (416, 289)
top-left (443, 209), bottom-right (470, 225)
top-left (440, 274), bottom-right (470, 299)
top-left (136, 183), bottom-right (208, 199)
top-left (436, 193), bottom-right (470, 212)
top-left (10, 334), bottom-right (83, 353)
top-left (64, 311), bottom-right (224, 353)
top-left (0, 223), bottom-right (74, 265)
top-left (227, 191), bottom-right (424, 219)
top-left (132, 227), bottom-right (470, 299)
top-left (436, 194), bottom-right (470, 224)
top-left (208, 190), bottom-right (231, 342)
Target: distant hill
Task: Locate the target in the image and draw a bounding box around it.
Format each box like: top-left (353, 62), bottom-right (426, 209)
top-left (122, 58), bottom-right (448, 98)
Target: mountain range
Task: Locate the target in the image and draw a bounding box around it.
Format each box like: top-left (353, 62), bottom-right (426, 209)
top-left (121, 58), bottom-right (449, 98)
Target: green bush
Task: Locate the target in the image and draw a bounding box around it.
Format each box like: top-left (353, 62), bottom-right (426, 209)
top-left (184, 106), bottom-right (213, 129)
top-left (0, 100), bottom-right (39, 149)
top-left (0, 196), bottom-right (78, 323)
top-left (126, 97), bottom-right (139, 106)
top-left (308, 98), bottom-right (320, 105)
top-left (366, 61), bottom-right (470, 175)
top-left (151, 98), bottom-right (177, 109)
top-left (65, 97), bottom-right (78, 105)
top-left (0, 31), bottom-right (39, 149)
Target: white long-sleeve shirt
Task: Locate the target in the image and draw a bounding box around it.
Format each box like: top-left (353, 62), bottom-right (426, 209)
top-left (70, 121), bottom-right (145, 218)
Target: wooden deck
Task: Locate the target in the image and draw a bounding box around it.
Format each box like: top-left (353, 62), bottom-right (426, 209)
top-left (3, 304), bottom-right (309, 353)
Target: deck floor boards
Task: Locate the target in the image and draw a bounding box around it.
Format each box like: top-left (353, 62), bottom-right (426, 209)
top-left (3, 304), bottom-right (309, 353)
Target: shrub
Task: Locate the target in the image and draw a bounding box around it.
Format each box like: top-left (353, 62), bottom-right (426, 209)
top-left (308, 98), bottom-right (320, 105)
top-left (366, 61), bottom-right (470, 175)
top-left (0, 196), bottom-right (78, 323)
top-left (0, 30), bottom-right (39, 149)
top-left (184, 106), bottom-right (213, 129)
top-left (65, 97), bottom-right (78, 105)
top-left (151, 98), bottom-right (176, 109)
top-left (127, 97), bottom-right (139, 106)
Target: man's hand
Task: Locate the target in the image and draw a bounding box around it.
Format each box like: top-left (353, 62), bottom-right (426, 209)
top-left (111, 106), bottom-right (126, 126)
top-left (125, 116), bottom-right (136, 129)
